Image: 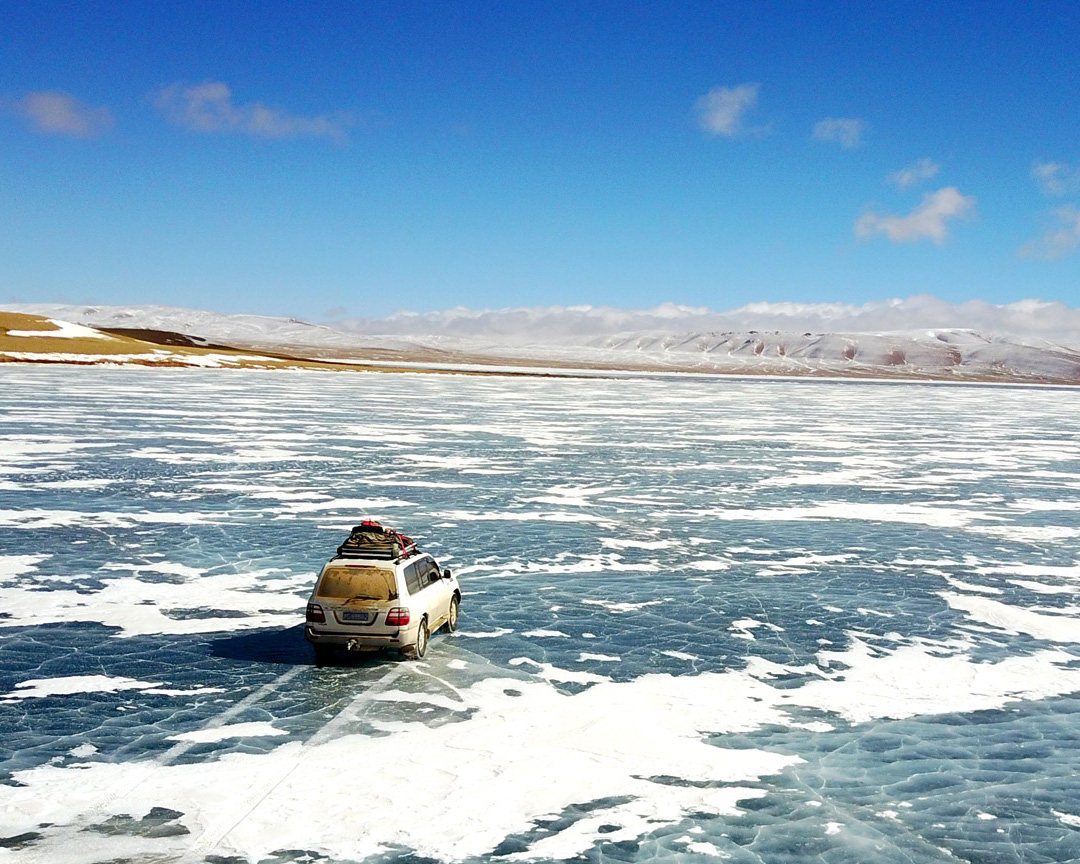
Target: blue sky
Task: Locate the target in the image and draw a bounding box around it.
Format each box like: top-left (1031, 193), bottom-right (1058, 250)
top-left (2, 1), bottom-right (1078, 318)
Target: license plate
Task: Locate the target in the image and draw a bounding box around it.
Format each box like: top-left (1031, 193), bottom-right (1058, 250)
top-left (341, 610), bottom-right (371, 623)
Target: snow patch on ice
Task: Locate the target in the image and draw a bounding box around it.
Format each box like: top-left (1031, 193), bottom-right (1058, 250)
top-left (582, 598), bottom-right (663, 613)
top-left (103, 561), bottom-right (205, 579)
top-left (689, 501), bottom-right (998, 530)
top-left (977, 563), bottom-right (1080, 581)
top-left (0, 553), bottom-right (49, 579)
top-left (439, 509), bottom-right (616, 525)
top-left (508, 657), bottom-right (610, 684)
top-left (277, 496), bottom-right (417, 514)
top-left (786, 636), bottom-right (1080, 723)
top-left (0, 508), bottom-right (228, 529)
top-left (2, 675), bottom-right (219, 701)
top-left (661, 650), bottom-right (701, 661)
top-left (687, 559), bottom-right (733, 571)
top-left (600, 537), bottom-right (676, 550)
top-left (943, 592), bottom-right (1080, 643)
top-left (458, 627), bottom-right (514, 639)
top-left (0, 568), bottom-right (306, 636)
top-left (942, 576), bottom-right (1003, 594)
top-left (1010, 579), bottom-right (1074, 595)
top-left (167, 722), bottom-right (288, 743)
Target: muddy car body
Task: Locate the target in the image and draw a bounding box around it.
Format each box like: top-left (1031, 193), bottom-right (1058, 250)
top-left (304, 553), bottom-right (460, 660)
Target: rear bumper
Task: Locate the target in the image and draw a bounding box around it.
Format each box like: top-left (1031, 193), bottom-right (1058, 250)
top-left (305, 624), bottom-right (411, 650)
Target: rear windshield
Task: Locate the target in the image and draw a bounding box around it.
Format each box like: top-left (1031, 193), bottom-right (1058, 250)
top-left (317, 565), bottom-right (397, 601)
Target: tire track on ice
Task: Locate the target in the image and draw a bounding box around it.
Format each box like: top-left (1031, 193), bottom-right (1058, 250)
top-left (190, 643), bottom-right (509, 861)
top-left (54, 665), bottom-right (306, 826)
top-left (157, 666), bottom-right (305, 767)
top-left (188, 662), bottom-right (411, 860)
top-left (9, 665), bottom-right (310, 864)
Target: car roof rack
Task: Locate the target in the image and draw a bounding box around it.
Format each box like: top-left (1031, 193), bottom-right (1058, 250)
top-left (336, 542), bottom-right (418, 562)
top-left (335, 521), bottom-right (420, 562)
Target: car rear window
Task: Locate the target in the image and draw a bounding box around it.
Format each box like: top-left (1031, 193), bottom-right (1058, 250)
top-left (316, 565), bottom-right (397, 601)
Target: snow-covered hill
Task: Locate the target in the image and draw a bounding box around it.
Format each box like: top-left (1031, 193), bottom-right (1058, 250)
top-left (4, 299), bottom-right (1079, 384)
top-left (331, 295), bottom-right (1080, 350)
top-left (585, 328), bottom-right (1080, 382)
top-left (2, 304), bottom-right (363, 348)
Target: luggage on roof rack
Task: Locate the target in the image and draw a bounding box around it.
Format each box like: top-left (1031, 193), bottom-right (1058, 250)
top-left (336, 520), bottom-right (418, 561)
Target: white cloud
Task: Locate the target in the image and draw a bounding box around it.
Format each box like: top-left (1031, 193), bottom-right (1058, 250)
top-left (1032, 162), bottom-right (1080, 197)
top-left (154, 81), bottom-right (351, 142)
top-left (855, 187), bottom-right (975, 244)
top-left (811, 117), bottom-right (866, 149)
top-left (695, 83), bottom-right (761, 137)
top-left (16, 91), bottom-right (112, 137)
top-left (887, 158), bottom-right (941, 188)
top-left (1019, 206), bottom-right (1080, 260)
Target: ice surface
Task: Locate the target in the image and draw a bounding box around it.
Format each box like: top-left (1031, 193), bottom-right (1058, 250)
top-left (1, 367), bottom-right (1079, 863)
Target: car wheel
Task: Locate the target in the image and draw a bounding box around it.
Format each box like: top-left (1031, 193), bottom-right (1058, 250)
top-left (447, 595), bottom-right (459, 632)
top-left (406, 618), bottom-right (428, 660)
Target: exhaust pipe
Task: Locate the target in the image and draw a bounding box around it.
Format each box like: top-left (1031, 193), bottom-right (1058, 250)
top-left (346, 639), bottom-right (360, 652)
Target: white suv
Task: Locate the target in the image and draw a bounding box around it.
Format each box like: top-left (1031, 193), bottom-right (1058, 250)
top-left (304, 553), bottom-right (460, 661)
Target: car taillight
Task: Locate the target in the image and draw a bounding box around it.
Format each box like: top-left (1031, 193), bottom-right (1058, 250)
top-left (306, 603), bottom-right (325, 624)
top-left (385, 607), bottom-right (410, 627)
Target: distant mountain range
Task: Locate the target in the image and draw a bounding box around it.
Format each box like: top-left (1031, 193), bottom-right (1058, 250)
top-left (329, 296), bottom-right (1080, 348)
top-left (3, 298), bottom-right (1079, 384)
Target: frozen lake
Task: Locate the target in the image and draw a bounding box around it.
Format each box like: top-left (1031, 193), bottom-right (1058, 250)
top-left (2, 366), bottom-right (1080, 864)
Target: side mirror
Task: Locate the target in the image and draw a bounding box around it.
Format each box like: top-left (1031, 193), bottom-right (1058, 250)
top-left (442, 568), bottom-right (453, 580)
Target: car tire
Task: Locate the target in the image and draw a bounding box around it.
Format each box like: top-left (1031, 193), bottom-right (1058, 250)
top-left (447, 595), bottom-right (459, 633)
top-left (404, 618), bottom-right (428, 660)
